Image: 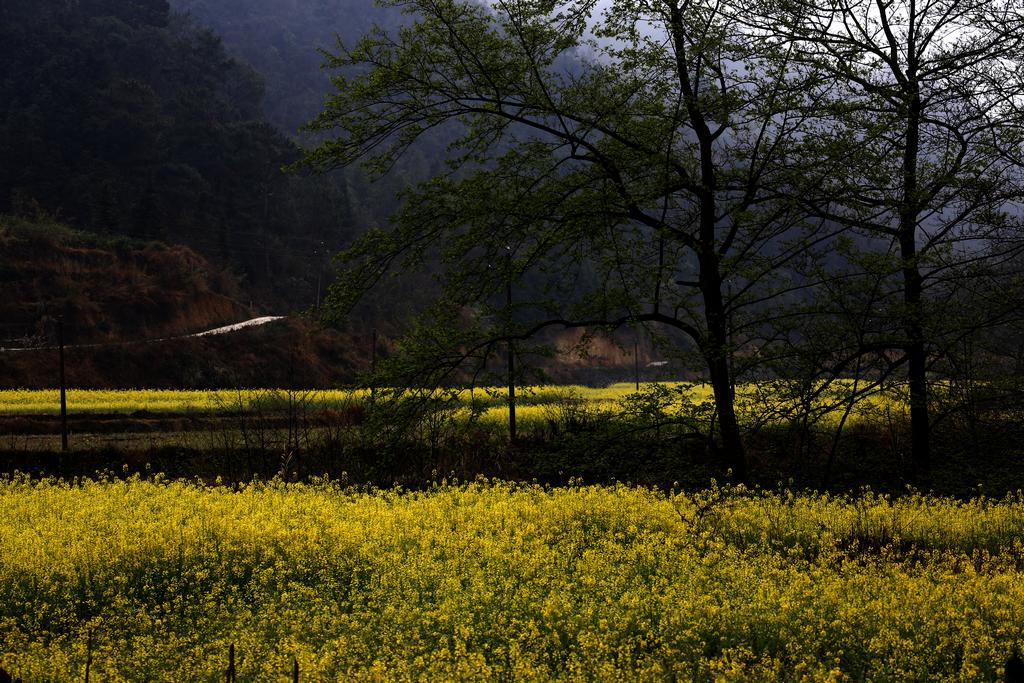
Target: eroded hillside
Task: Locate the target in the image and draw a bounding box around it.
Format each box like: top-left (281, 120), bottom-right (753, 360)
top-left (0, 218), bottom-right (367, 389)
top-left (0, 218), bottom-right (249, 346)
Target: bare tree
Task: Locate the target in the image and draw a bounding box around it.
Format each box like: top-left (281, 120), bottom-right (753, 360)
top-left (748, 0), bottom-right (1024, 473)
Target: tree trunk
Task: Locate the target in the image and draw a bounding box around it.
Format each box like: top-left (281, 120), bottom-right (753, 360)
top-left (667, 3), bottom-right (748, 480)
top-left (900, 238), bottom-right (929, 476)
top-left (900, 89), bottom-right (930, 476)
top-left (906, 331), bottom-right (930, 475)
top-left (701, 251), bottom-right (748, 480)
top-left (708, 350), bottom-right (747, 479)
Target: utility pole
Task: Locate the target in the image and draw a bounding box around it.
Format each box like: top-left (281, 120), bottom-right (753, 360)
top-left (370, 328), bottom-right (377, 401)
top-left (58, 317), bottom-right (68, 452)
top-left (727, 279), bottom-right (735, 399)
top-left (371, 328), bottom-right (377, 374)
top-left (506, 248), bottom-right (516, 444)
top-left (262, 172), bottom-right (274, 280)
top-left (314, 240), bottom-right (326, 310)
top-left (634, 331), bottom-right (640, 392)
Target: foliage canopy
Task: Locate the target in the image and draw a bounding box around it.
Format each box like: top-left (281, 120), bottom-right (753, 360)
top-left (304, 0), bottom-right (848, 475)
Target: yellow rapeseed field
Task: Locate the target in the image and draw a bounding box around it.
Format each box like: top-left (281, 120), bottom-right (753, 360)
top-left (1, 478), bottom-right (1023, 681)
top-left (0, 385), bottom-right (644, 415)
top-left (0, 388), bottom-right (359, 415)
top-left (0, 382), bottom-right (903, 429)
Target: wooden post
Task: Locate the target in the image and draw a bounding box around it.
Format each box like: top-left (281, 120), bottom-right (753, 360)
top-left (506, 250), bottom-right (516, 444)
top-left (84, 629), bottom-right (92, 683)
top-left (292, 656), bottom-right (299, 683)
top-left (58, 318), bottom-right (68, 452)
top-left (226, 644), bottom-right (236, 683)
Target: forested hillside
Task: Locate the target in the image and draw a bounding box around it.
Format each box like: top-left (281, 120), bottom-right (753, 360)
top-left (169, 0), bottom-right (461, 231)
top-left (169, 0), bottom-right (400, 135)
top-left (0, 0), bottom-right (352, 307)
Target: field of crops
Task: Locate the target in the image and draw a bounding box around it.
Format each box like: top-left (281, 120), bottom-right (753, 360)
top-left (2, 478), bottom-right (1023, 681)
top-left (0, 383), bottom-right (913, 460)
top-left (0, 381), bottom-right (902, 425)
top-left (0, 385), bottom-right (642, 414)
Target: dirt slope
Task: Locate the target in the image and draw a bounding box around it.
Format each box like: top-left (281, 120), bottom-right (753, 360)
top-left (0, 218), bottom-right (250, 346)
top-left (0, 218), bottom-right (368, 388)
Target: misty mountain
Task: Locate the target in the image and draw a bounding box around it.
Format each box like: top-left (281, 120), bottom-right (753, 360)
top-left (169, 0), bottom-right (405, 136)
top-left (169, 0), bottom-right (457, 231)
